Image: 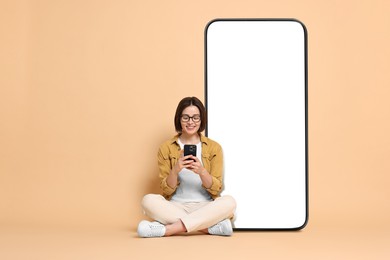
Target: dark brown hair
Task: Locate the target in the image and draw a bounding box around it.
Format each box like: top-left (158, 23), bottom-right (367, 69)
top-left (174, 97), bottom-right (207, 133)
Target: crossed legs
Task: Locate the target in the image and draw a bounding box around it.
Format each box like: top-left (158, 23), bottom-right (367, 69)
top-left (140, 194), bottom-right (236, 236)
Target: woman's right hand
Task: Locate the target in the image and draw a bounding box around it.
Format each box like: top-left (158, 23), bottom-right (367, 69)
top-left (167, 150), bottom-right (192, 189)
top-left (172, 149), bottom-right (193, 175)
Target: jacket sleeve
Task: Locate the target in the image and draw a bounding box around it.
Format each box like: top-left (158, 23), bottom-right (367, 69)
top-left (204, 144), bottom-right (223, 198)
top-left (157, 144), bottom-right (178, 198)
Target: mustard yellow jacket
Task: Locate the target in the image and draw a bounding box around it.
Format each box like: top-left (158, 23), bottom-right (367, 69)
top-left (157, 134), bottom-right (223, 200)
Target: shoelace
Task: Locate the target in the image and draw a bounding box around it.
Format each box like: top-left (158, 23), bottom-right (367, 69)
top-left (216, 223), bottom-right (225, 234)
top-left (150, 223), bottom-right (162, 229)
top-left (146, 223), bottom-right (164, 237)
top-left (210, 222), bottom-right (222, 233)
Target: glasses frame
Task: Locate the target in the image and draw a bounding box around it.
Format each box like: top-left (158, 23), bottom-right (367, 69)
top-left (181, 114), bottom-right (201, 123)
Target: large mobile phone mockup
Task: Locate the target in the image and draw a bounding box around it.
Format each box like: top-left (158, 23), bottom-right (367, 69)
top-left (205, 19), bottom-right (308, 230)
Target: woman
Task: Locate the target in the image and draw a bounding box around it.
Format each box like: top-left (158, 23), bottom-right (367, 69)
top-left (137, 97), bottom-right (236, 237)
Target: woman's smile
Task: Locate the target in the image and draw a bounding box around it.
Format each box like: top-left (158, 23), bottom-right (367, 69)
top-left (185, 125), bottom-right (196, 130)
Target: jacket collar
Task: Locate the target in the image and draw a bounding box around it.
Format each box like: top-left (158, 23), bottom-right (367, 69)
top-left (170, 134), bottom-right (209, 146)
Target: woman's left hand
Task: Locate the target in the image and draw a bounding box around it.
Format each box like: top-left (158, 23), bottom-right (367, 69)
top-left (187, 155), bottom-right (206, 175)
top-left (187, 155), bottom-right (212, 189)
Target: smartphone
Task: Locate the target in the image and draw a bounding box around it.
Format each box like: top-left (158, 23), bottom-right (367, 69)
top-left (184, 144), bottom-right (197, 161)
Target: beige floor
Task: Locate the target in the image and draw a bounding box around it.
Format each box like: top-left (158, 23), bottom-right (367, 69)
top-left (1, 222), bottom-right (389, 260)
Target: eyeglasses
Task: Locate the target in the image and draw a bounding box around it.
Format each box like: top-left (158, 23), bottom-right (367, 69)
top-left (181, 114), bottom-right (201, 123)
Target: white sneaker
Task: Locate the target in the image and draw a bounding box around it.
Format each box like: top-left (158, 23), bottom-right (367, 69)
top-left (137, 220), bottom-right (166, 238)
top-left (208, 219), bottom-right (233, 236)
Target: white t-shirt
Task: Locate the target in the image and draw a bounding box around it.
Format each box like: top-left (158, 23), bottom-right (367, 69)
top-left (171, 139), bottom-right (212, 202)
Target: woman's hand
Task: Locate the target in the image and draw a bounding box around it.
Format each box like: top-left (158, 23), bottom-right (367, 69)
top-left (167, 150), bottom-right (193, 189)
top-left (169, 151), bottom-right (212, 189)
top-left (172, 150), bottom-right (193, 175)
top-left (186, 155), bottom-right (206, 175)
top-left (187, 155), bottom-right (212, 189)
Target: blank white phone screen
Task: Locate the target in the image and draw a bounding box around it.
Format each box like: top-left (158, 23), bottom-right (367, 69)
top-left (205, 20), bottom-right (307, 229)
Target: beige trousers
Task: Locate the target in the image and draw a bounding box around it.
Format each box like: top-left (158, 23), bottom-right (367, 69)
top-left (141, 194), bottom-right (236, 233)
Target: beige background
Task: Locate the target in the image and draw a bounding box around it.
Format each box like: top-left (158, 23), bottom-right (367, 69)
top-left (1, 0), bottom-right (389, 259)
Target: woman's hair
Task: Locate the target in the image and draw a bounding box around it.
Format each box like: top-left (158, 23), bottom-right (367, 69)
top-left (174, 96), bottom-right (207, 133)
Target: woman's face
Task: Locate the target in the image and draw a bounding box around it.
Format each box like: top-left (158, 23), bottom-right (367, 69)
top-left (180, 105), bottom-right (201, 136)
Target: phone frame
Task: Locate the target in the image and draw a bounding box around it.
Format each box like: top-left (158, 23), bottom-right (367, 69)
top-left (204, 18), bottom-right (309, 231)
top-left (184, 144), bottom-right (197, 159)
